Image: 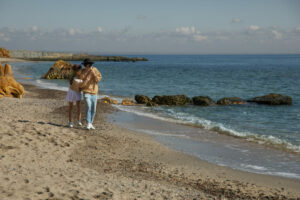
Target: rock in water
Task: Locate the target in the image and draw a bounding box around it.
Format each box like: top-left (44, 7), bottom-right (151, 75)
top-left (135, 95), bottom-right (151, 104)
top-left (101, 97), bottom-right (118, 104)
top-left (0, 47), bottom-right (10, 58)
top-left (0, 63), bottom-right (25, 98)
top-left (152, 95), bottom-right (190, 106)
top-left (217, 97), bottom-right (246, 105)
top-left (146, 101), bottom-right (158, 107)
top-left (121, 99), bottom-right (135, 106)
top-left (247, 93), bottom-right (292, 105)
top-left (192, 96), bottom-right (215, 106)
top-left (42, 60), bottom-right (73, 79)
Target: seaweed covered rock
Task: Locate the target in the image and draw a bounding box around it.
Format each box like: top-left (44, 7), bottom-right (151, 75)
top-left (121, 99), bottom-right (135, 106)
top-left (0, 47), bottom-right (10, 58)
top-left (152, 95), bottom-right (190, 106)
top-left (101, 97), bottom-right (118, 104)
top-left (0, 63), bottom-right (24, 98)
top-left (192, 96), bottom-right (215, 106)
top-left (135, 95), bottom-right (151, 104)
top-left (42, 60), bottom-right (73, 79)
top-left (247, 93), bottom-right (292, 105)
top-left (217, 97), bottom-right (246, 105)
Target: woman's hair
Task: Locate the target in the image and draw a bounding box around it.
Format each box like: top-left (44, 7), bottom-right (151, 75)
top-left (70, 64), bottom-right (82, 85)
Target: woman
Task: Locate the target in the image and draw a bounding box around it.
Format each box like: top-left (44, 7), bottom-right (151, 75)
top-left (66, 64), bottom-right (82, 127)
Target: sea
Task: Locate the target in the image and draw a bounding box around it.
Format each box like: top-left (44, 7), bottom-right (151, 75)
top-left (11, 54), bottom-right (300, 179)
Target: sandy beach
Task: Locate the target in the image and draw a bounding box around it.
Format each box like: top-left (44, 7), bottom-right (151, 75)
top-left (0, 84), bottom-right (299, 200)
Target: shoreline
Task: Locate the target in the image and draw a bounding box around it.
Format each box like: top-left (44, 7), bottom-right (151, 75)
top-left (112, 103), bottom-right (300, 155)
top-left (0, 83), bottom-right (299, 199)
top-left (0, 57), bottom-right (29, 63)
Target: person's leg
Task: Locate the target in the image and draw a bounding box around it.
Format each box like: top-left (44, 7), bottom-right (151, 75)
top-left (68, 102), bottom-right (73, 123)
top-left (90, 94), bottom-right (97, 124)
top-left (76, 101), bottom-right (82, 124)
top-left (83, 94), bottom-right (92, 124)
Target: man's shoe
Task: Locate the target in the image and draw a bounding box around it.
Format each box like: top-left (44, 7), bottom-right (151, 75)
top-left (86, 123), bottom-right (91, 130)
top-left (90, 124), bottom-right (96, 130)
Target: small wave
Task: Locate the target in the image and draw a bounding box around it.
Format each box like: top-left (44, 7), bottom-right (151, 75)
top-left (35, 79), bottom-right (68, 91)
top-left (241, 164), bottom-right (267, 171)
top-left (113, 104), bottom-right (300, 153)
top-left (266, 171), bottom-right (300, 179)
top-left (134, 128), bottom-right (187, 137)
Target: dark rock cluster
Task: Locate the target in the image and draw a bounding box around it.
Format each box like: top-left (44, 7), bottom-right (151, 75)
top-left (134, 93), bottom-right (292, 107)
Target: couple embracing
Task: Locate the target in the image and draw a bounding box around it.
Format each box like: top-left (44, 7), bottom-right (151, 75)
top-left (66, 58), bottom-right (102, 130)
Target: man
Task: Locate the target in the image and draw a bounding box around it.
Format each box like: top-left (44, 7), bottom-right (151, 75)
top-left (80, 58), bottom-right (102, 130)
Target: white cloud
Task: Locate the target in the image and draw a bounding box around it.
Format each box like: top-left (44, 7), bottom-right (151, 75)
top-left (68, 28), bottom-right (83, 36)
top-left (232, 18), bottom-right (241, 23)
top-left (193, 34), bottom-right (207, 42)
top-left (97, 27), bottom-right (103, 33)
top-left (0, 33), bottom-right (10, 41)
top-left (32, 26), bottom-right (38, 32)
top-left (272, 30), bottom-right (282, 39)
top-left (176, 26), bottom-right (196, 35)
top-left (175, 26), bottom-right (207, 42)
top-left (68, 28), bottom-right (76, 35)
top-left (248, 25), bottom-right (260, 31)
top-left (1, 26), bottom-right (300, 54)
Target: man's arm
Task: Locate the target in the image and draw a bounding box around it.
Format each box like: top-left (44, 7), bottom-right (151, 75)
top-left (92, 68), bottom-right (102, 83)
top-left (80, 71), bottom-right (91, 89)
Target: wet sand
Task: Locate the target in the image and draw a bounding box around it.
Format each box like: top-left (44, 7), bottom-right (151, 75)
top-left (0, 84), bottom-right (299, 199)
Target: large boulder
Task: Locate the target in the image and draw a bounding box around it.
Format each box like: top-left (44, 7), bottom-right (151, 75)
top-left (42, 60), bottom-right (73, 79)
top-left (152, 95), bottom-right (190, 106)
top-left (135, 95), bottom-right (151, 104)
top-left (0, 63), bottom-right (24, 98)
top-left (217, 97), bottom-right (246, 105)
top-left (0, 47), bottom-right (10, 58)
top-left (192, 96), bottom-right (215, 106)
top-left (247, 93), bottom-right (292, 105)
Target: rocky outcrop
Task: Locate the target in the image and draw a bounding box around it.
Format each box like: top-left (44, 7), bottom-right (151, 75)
top-left (217, 97), bottom-right (246, 105)
top-left (0, 63), bottom-right (24, 98)
top-left (121, 99), bottom-right (135, 106)
top-left (192, 96), bottom-right (215, 106)
top-left (0, 47), bottom-right (10, 58)
top-left (247, 93), bottom-right (292, 105)
top-left (135, 95), bottom-right (151, 104)
top-left (101, 97), bottom-right (118, 105)
top-left (10, 50), bottom-right (148, 62)
top-left (42, 60), bottom-right (73, 79)
top-left (152, 95), bottom-right (190, 106)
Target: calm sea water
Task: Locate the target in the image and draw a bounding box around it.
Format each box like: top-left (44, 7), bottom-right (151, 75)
top-left (12, 55), bottom-right (300, 153)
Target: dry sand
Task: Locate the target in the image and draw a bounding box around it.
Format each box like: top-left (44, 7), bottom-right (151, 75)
top-left (0, 84), bottom-right (299, 200)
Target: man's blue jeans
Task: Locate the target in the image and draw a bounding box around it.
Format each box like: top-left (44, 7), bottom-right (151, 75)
top-left (83, 93), bottom-right (97, 124)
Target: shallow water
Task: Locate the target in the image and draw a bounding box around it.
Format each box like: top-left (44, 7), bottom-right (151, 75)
top-left (109, 110), bottom-right (300, 179)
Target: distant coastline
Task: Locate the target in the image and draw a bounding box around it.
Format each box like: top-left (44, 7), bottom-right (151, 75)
top-left (9, 50), bottom-right (148, 62)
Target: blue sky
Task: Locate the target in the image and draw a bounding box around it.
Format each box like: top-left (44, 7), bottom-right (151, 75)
top-left (0, 0), bottom-right (300, 54)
